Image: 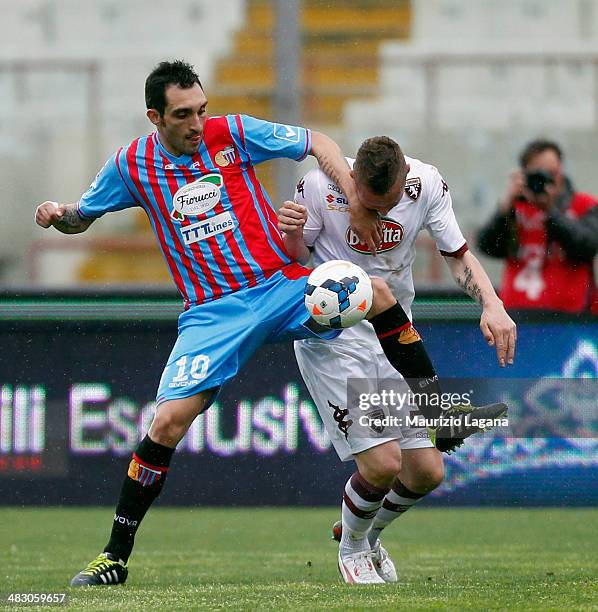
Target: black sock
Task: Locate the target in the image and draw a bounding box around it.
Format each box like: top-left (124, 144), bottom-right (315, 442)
top-left (369, 302), bottom-right (443, 421)
top-left (104, 435), bottom-right (175, 563)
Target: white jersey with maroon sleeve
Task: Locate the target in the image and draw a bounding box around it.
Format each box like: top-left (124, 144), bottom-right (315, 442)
top-left (294, 156), bottom-right (466, 350)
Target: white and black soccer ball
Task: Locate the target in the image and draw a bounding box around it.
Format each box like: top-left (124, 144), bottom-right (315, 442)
top-left (304, 260), bottom-right (373, 329)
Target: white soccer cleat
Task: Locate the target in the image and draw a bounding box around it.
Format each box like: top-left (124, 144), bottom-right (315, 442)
top-left (337, 550), bottom-right (386, 585)
top-left (371, 539), bottom-right (399, 583)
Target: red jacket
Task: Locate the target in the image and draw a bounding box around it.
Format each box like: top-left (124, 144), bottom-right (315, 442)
top-left (499, 193), bottom-right (597, 313)
top-left (478, 190), bottom-right (598, 314)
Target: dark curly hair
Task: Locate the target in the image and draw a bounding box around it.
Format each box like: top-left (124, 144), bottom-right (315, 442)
top-left (145, 60), bottom-right (203, 116)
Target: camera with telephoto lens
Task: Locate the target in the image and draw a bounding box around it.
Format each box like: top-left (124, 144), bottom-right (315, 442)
top-left (525, 169), bottom-right (554, 195)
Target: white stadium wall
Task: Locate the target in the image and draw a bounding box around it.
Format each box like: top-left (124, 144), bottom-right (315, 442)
top-left (344, 0), bottom-right (598, 282)
top-left (0, 0), bottom-right (244, 285)
top-left (2, 0), bottom-right (598, 287)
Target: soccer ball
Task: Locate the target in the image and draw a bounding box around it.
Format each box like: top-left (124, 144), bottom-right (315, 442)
top-left (304, 260), bottom-right (373, 329)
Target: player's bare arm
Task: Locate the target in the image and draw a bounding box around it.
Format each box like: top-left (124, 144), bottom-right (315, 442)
top-left (277, 201), bottom-right (310, 264)
top-left (310, 131), bottom-right (381, 255)
top-left (35, 202), bottom-right (94, 234)
top-left (445, 250), bottom-right (517, 367)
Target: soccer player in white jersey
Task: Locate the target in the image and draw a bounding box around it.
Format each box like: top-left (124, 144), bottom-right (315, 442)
top-left (278, 136), bottom-right (516, 585)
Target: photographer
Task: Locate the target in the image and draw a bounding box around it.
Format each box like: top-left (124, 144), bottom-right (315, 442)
top-left (477, 139), bottom-right (598, 314)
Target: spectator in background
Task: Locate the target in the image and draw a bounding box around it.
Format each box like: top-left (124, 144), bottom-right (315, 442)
top-left (477, 139), bottom-right (598, 314)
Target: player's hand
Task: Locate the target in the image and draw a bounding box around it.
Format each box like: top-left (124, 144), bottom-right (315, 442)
top-left (35, 201), bottom-right (66, 228)
top-left (479, 300), bottom-right (517, 367)
top-left (277, 201), bottom-right (307, 236)
top-left (349, 203), bottom-right (382, 256)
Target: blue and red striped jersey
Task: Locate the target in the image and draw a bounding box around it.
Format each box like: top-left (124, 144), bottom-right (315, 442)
top-left (78, 114), bottom-right (312, 307)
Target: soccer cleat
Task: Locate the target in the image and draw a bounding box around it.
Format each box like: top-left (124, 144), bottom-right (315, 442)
top-left (338, 550), bottom-right (385, 585)
top-left (429, 402), bottom-right (508, 454)
top-left (70, 552), bottom-right (128, 587)
top-left (332, 522), bottom-right (398, 583)
top-left (371, 539), bottom-right (398, 583)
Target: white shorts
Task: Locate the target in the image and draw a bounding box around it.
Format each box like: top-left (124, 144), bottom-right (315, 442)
top-left (294, 337), bottom-right (433, 462)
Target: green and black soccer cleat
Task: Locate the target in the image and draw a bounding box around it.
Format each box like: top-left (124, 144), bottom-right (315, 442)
top-left (70, 552), bottom-right (128, 587)
top-left (430, 402), bottom-right (508, 454)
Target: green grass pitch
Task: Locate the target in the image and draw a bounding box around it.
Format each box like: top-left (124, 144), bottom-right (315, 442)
top-left (1, 507), bottom-right (597, 611)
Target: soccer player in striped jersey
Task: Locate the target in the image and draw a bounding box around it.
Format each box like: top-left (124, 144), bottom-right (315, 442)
top-left (35, 61), bottom-right (474, 588)
top-left (278, 136), bottom-right (516, 584)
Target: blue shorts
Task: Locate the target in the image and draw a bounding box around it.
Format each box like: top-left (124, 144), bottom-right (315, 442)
top-left (156, 265), bottom-right (340, 404)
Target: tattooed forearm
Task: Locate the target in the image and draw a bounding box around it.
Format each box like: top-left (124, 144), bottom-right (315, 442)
top-left (445, 251), bottom-right (501, 308)
top-left (310, 131), bottom-right (354, 198)
top-left (457, 265), bottom-right (484, 305)
top-left (54, 207), bottom-right (93, 234)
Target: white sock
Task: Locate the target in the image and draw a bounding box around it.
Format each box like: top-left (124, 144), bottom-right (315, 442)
top-left (340, 471), bottom-right (389, 557)
top-left (368, 478), bottom-right (425, 547)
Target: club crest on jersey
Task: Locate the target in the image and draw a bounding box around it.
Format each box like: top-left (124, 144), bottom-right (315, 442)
top-left (345, 218), bottom-right (404, 254)
top-left (171, 173), bottom-right (223, 221)
top-left (215, 145), bottom-right (236, 167)
top-left (367, 408), bottom-right (386, 434)
top-left (405, 177), bottom-right (422, 201)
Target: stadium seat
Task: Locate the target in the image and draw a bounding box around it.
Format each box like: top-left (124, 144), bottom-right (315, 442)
top-left (0, 0), bottom-right (243, 285)
top-left (342, 0), bottom-right (598, 283)
top-left (208, 0), bottom-right (411, 214)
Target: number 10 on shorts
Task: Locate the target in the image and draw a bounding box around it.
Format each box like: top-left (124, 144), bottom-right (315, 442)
top-left (171, 354), bottom-right (210, 386)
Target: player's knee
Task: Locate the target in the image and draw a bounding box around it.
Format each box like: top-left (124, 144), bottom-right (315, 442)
top-left (148, 411), bottom-right (188, 447)
top-left (415, 462), bottom-right (445, 492)
top-left (376, 454), bottom-right (402, 485)
top-left (368, 277), bottom-right (396, 317)
top-left (359, 445), bottom-right (402, 488)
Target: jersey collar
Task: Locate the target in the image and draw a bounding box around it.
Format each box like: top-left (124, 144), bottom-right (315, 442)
top-left (154, 132), bottom-right (195, 166)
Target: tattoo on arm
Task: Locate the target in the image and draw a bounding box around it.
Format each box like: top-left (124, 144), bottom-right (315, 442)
top-left (317, 156), bottom-right (346, 194)
top-left (457, 265), bottom-right (484, 305)
top-left (54, 207), bottom-right (92, 234)
top-left (310, 133), bottom-right (352, 198)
